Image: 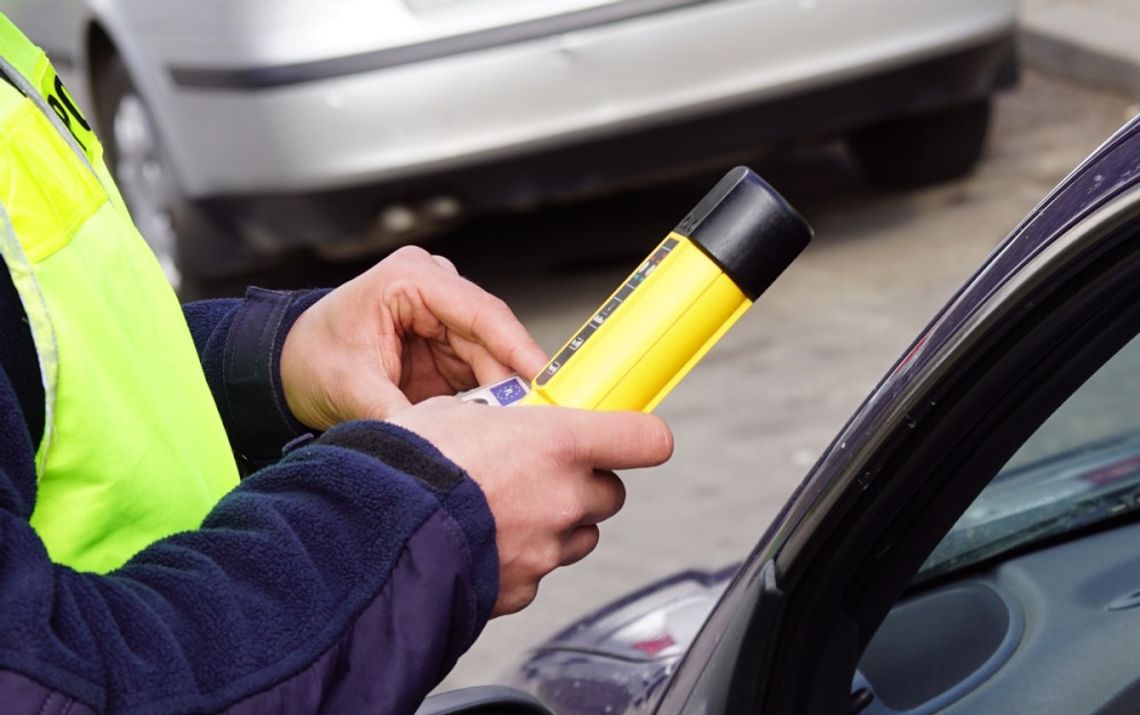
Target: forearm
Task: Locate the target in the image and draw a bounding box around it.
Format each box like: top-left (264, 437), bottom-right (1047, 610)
top-left (0, 421), bottom-right (497, 714)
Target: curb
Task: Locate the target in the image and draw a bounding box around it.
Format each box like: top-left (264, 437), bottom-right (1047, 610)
top-left (1019, 0), bottom-right (1140, 99)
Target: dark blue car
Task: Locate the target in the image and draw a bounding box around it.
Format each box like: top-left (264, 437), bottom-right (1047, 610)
top-left (421, 114), bottom-right (1140, 715)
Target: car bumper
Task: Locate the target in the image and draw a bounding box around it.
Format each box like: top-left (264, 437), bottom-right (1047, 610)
top-left (139, 0), bottom-right (1017, 200)
top-left (200, 35), bottom-right (1016, 251)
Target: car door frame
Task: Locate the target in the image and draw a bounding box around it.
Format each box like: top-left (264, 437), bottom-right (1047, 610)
top-left (653, 119), bottom-right (1140, 715)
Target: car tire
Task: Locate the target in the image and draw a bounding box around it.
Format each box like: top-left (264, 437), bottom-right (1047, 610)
top-left (848, 98), bottom-right (992, 189)
top-left (92, 52), bottom-right (246, 297)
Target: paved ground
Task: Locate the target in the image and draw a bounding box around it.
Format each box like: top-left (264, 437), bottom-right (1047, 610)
top-left (415, 71), bottom-right (1137, 689)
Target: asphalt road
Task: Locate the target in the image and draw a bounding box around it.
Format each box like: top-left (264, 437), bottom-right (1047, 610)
top-left (259, 72), bottom-right (1138, 690)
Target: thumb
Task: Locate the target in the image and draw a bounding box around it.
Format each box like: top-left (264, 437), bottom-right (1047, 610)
top-left (352, 380), bottom-right (415, 422)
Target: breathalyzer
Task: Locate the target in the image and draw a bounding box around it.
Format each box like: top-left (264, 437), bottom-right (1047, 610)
top-left (460, 166), bottom-right (812, 412)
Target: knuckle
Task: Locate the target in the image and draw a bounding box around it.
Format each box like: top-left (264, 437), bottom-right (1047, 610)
top-left (563, 526), bottom-right (600, 566)
top-left (483, 293), bottom-right (510, 314)
top-left (556, 486), bottom-right (588, 528)
top-left (494, 300), bottom-right (516, 322)
top-left (506, 584), bottom-right (539, 614)
top-left (534, 543), bottom-right (563, 575)
top-left (432, 254), bottom-right (458, 271)
top-left (578, 525), bottom-right (601, 554)
top-left (391, 245), bottom-right (431, 262)
top-left (471, 294), bottom-right (515, 333)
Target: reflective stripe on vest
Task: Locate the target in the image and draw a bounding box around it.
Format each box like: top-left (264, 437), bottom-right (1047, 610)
top-left (0, 14), bottom-right (239, 573)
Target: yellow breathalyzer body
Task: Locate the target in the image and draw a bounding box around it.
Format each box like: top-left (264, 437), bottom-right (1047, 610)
top-left (518, 166), bottom-right (812, 412)
top-left (520, 235), bottom-right (751, 411)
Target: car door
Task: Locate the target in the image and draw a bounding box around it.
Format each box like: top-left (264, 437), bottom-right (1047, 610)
top-left (653, 114), bottom-right (1140, 715)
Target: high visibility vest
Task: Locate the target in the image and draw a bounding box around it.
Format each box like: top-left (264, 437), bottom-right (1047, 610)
top-left (0, 14), bottom-right (239, 573)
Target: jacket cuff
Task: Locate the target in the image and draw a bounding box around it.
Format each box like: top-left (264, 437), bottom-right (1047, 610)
top-left (223, 287), bottom-right (331, 471)
top-left (311, 421), bottom-right (500, 623)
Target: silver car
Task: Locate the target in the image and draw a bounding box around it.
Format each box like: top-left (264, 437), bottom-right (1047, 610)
top-left (3, 0), bottom-right (1017, 290)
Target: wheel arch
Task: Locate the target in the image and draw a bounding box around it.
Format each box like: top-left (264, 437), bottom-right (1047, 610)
top-left (83, 18), bottom-right (116, 134)
top-left (77, 4), bottom-right (191, 191)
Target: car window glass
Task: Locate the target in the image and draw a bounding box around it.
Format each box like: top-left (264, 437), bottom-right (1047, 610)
top-left (1004, 332), bottom-right (1140, 470)
top-left (921, 331), bottom-right (1140, 579)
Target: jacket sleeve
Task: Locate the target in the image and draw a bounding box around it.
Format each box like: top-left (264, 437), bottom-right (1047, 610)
top-left (183, 288), bottom-right (331, 470)
top-left (0, 358), bottom-right (499, 714)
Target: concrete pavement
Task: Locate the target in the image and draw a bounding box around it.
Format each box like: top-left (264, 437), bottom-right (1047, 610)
top-left (1022, 0), bottom-right (1140, 99)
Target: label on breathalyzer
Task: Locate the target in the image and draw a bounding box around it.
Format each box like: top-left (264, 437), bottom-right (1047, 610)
top-left (535, 237), bottom-right (679, 388)
top-left (458, 375), bottom-right (530, 406)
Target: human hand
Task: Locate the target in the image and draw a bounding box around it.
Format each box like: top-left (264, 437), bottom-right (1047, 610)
top-left (388, 397), bottom-right (674, 617)
top-left (280, 246), bottom-right (548, 431)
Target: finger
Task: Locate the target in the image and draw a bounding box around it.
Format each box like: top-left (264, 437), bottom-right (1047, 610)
top-left (576, 470), bottom-right (626, 526)
top-left (411, 332), bottom-right (511, 394)
top-left (417, 277), bottom-right (549, 379)
top-left (538, 409), bottom-right (674, 470)
top-left (561, 525), bottom-right (601, 566)
top-left (446, 332), bottom-right (518, 385)
top-left (384, 277), bottom-right (518, 386)
top-left (403, 338), bottom-right (477, 400)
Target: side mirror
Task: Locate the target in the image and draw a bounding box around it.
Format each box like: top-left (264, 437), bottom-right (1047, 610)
top-left (415, 686), bottom-right (553, 715)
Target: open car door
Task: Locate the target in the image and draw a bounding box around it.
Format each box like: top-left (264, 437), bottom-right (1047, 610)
top-left (655, 115), bottom-right (1140, 715)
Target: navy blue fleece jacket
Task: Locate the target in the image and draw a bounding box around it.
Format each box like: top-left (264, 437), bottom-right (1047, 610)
top-left (0, 274), bottom-right (499, 714)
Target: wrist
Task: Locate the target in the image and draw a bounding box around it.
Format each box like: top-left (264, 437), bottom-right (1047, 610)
top-left (278, 289), bottom-right (337, 432)
top-left (225, 287), bottom-right (330, 469)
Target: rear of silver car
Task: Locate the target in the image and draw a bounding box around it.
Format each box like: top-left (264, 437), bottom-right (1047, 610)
top-left (146, 0), bottom-right (1016, 195)
top-left (3, 0), bottom-right (1018, 287)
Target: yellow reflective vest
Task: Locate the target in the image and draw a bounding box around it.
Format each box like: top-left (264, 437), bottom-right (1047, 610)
top-left (0, 14), bottom-right (239, 573)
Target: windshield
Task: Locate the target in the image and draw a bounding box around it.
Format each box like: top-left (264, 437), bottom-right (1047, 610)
top-left (918, 331), bottom-right (1140, 581)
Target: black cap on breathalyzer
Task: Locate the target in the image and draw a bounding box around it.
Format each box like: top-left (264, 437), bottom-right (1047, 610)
top-left (674, 166), bottom-right (813, 300)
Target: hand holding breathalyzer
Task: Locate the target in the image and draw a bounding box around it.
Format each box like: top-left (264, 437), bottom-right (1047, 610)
top-left (285, 165), bottom-right (809, 619)
top-left (280, 245), bottom-right (548, 431)
top-left (389, 397), bottom-right (673, 617)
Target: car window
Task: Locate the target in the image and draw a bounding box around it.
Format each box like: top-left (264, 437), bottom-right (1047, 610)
top-left (1005, 334), bottom-right (1140, 469)
top-left (920, 330), bottom-right (1140, 580)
